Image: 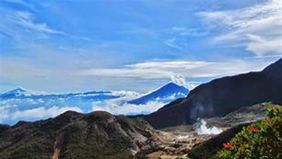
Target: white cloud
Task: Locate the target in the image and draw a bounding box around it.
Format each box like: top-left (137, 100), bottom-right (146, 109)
top-left (163, 38), bottom-right (183, 50)
top-left (15, 11), bottom-right (64, 35)
top-left (11, 106), bottom-right (82, 119)
top-left (79, 58), bottom-right (275, 81)
top-left (164, 26), bottom-right (209, 49)
top-left (199, 0), bottom-right (282, 56)
top-left (110, 90), bottom-right (140, 98)
top-left (0, 107), bottom-right (10, 123)
top-left (92, 100), bottom-right (165, 115)
top-left (0, 106), bottom-right (82, 124)
top-left (0, 6), bottom-right (89, 51)
top-left (246, 35), bottom-right (282, 55)
top-left (0, 8), bottom-right (64, 43)
top-left (91, 90), bottom-right (187, 115)
top-left (79, 60), bottom-right (209, 79)
top-left (171, 26), bottom-right (209, 37)
top-left (91, 89), bottom-right (171, 115)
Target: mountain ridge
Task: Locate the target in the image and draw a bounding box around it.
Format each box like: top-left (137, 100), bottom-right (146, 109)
top-left (144, 58), bottom-right (282, 128)
top-left (0, 111), bottom-right (158, 159)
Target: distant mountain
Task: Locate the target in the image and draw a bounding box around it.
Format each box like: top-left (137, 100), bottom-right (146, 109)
top-left (0, 89), bottom-right (128, 125)
top-left (0, 88), bottom-right (121, 99)
top-left (0, 83), bottom-right (188, 105)
top-left (0, 83), bottom-right (188, 124)
top-left (0, 88), bottom-right (30, 98)
top-left (145, 58), bottom-right (282, 128)
top-left (128, 82), bottom-right (189, 104)
top-left (0, 111), bottom-right (157, 159)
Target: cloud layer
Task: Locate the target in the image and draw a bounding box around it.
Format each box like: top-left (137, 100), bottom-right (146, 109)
top-left (0, 106), bottom-right (82, 123)
top-left (92, 100), bottom-right (166, 115)
top-left (79, 58), bottom-right (275, 83)
top-left (199, 0), bottom-right (282, 56)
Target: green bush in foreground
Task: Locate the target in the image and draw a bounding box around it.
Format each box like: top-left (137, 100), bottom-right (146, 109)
top-left (214, 103), bottom-right (282, 159)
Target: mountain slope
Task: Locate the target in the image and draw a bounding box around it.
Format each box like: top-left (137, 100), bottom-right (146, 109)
top-left (189, 104), bottom-right (282, 159)
top-left (0, 111), bottom-right (157, 159)
top-left (145, 58), bottom-right (282, 128)
top-left (128, 82), bottom-right (189, 104)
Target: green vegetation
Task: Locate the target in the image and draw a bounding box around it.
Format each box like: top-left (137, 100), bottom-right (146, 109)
top-left (0, 111), bottom-right (152, 159)
top-left (214, 103), bottom-right (282, 159)
top-left (59, 120), bottom-right (134, 159)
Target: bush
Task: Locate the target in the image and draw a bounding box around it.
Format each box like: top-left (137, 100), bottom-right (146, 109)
top-left (214, 103), bottom-right (282, 159)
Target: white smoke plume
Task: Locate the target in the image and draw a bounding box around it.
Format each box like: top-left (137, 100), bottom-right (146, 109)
top-left (170, 74), bottom-right (187, 87)
top-left (195, 119), bottom-right (223, 135)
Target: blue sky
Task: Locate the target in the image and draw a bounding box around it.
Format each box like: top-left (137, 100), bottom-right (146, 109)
top-left (0, 0), bottom-right (281, 93)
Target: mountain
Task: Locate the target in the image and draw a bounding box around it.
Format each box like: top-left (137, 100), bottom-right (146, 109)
top-left (0, 89), bottom-right (126, 125)
top-left (0, 88), bottom-right (121, 99)
top-left (128, 82), bottom-right (189, 104)
top-left (144, 58), bottom-right (282, 128)
top-left (0, 111), bottom-right (157, 159)
top-left (0, 124), bottom-right (10, 133)
top-left (0, 83), bottom-right (188, 125)
top-left (0, 88), bottom-right (29, 98)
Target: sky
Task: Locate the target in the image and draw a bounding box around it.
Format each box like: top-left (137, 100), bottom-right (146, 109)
top-left (0, 0), bottom-right (281, 93)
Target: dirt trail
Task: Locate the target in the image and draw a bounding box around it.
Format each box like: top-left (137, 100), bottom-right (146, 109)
top-left (51, 133), bottom-right (65, 159)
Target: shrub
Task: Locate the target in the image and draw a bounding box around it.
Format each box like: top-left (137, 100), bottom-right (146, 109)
top-left (214, 103), bottom-right (282, 159)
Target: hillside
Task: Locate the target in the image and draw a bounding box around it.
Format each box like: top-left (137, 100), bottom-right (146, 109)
top-left (188, 103), bottom-right (282, 159)
top-left (0, 111), bottom-right (157, 159)
top-left (0, 103), bottom-right (278, 159)
top-left (144, 58), bottom-right (282, 128)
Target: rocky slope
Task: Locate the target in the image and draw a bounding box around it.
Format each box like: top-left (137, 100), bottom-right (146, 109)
top-left (188, 123), bottom-right (251, 159)
top-left (189, 103), bottom-right (282, 159)
top-left (139, 103), bottom-right (271, 159)
top-left (0, 124), bottom-right (9, 133)
top-left (145, 58), bottom-right (282, 128)
top-left (0, 111), bottom-right (158, 159)
top-left (0, 110), bottom-right (212, 159)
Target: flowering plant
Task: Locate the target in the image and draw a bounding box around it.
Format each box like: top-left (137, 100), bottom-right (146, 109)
top-left (214, 103), bottom-right (282, 159)
top-left (223, 143), bottom-right (233, 150)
